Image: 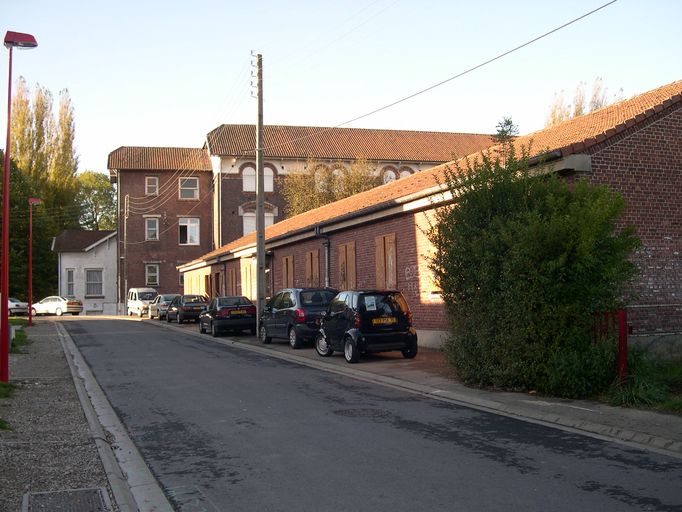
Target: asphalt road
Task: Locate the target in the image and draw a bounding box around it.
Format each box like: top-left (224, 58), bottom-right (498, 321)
top-left (64, 319), bottom-right (682, 512)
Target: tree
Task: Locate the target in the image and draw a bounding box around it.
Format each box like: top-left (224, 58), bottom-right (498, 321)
top-left (546, 77), bottom-right (623, 127)
top-left (281, 157), bottom-right (383, 216)
top-left (76, 171), bottom-right (117, 230)
top-left (427, 122), bottom-right (639, 398)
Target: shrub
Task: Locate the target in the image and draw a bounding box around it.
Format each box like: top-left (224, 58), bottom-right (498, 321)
top-left (429, 136), bottom-right (639, 398)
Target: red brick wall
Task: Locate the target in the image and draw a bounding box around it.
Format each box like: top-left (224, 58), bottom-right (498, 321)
top-left (117, 169), bottom-right (213, 299)
top-left (586, 104), bottom-right (682, 334)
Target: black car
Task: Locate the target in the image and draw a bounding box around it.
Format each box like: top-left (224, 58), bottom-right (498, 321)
top-left (260, 288), bottom-right (338, 348)
top-left (199, 296), bottom-right (257, 337)
top-left (166, 294), bottom-right (207, 323)
top-left (315, 290), bottom-right (418, 363)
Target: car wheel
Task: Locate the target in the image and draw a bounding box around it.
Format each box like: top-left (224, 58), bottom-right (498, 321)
top-left (402, 343), bottom-right (418, 359)
top-left (211, 322), bottom-right (220, 337)
top-left (138, 309), bottom-right (143, 318)
top-left (344, 337), bottom-right (360, 363)
top-left (288, 327), bottom-right (302, 349)
top-left (315, 333), bottom-right (334, 357)
top-left (55, 308), bottom-right (63, 317)
top-left (167, 313), bottom-right (172, 323)
top-left (31, 308), bottom-right (37, 316)
top-left (177, 314), bottom-right (183, 324)
top-left (260, 325), bottom-right (271, 344)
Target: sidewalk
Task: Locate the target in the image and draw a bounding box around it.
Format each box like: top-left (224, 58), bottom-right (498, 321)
top-left (2, 317), bottom-right (681, 511)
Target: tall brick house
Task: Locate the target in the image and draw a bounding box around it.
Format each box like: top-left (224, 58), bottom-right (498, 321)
top-left (179, 79), bottom-right (682, 350)
top-left (108, 127), bottom-right (493, 306)
top-left (108, 147), bottom-right (213, 305)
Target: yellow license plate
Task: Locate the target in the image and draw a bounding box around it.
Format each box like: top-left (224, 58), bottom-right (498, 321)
top-left (231, 309), bottom-right (246, 315)
top-left (372, 317), bottom-right (397, 325)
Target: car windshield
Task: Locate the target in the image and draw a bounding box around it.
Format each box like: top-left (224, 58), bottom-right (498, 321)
top-left (139, 292), bottom-right (157, 300)
top-left (218, 297), bottom-right (251, 307)
top-left (9, 297), bottom-right (21, 302)
top-left (300, 290), bottom-right (336, 306)
top-left (162, 294), bottom-right (178, 301)
top-left (184, 295), bottom-right (206, 304)
top-left (360, 293), bottom-right (408, 315)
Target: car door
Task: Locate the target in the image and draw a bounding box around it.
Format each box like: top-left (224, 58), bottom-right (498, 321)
top-left (274, 291), bottom-right (296, 337)
top-left (324, 292), bottom-right (348, 350)
top-left (202, 299), bottom-right (216, 329)
top-left (168, 296), bottom-right (180, 320)
top-left (262, 292), bottom-right (282, 336)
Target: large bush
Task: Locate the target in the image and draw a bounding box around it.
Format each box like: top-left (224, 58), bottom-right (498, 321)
top-left (428, 144), bottom-right (639, 398)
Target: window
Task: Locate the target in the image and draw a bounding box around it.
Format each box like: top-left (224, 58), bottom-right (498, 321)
top-left (375, 233), bottom-right (397, 289)
top-left (85, 269), bottom-right (103, 296)
top-left (179, 218), bottom-right (200, 245)
top-left (382, 168), bottom-right (397, 184)
top-left (282, 255), bottom-right (294, 288)
top-left (146, 264), bottom-right (159, 287)
top-left (264, 168), bottom-right (274, 192)
top-left (179, 177), bottom-right (199, 199)
top-left (305, 249), bottom-right (320, 287)
top-left (399, 168), bottom-right (412, 178)
top-left (66, 269), bottom-right (74, 297)
top-left (242, 211), bottom-right (274, 235)
top-left (242, 166), bottom-right (274, 192)
top-left (179, 272), bottom-right (184, 287)
top-left (145, 218), bottom-right (159, 241)
top-left (338, 242), bottom-right (356, 290)
top-left (145, 176), bottom-right (159, 195)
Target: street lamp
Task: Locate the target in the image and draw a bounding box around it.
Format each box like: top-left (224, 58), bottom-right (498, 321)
top-left (27, 198), bottom-right (42, 326)
top-left (1, 31), bottom-right (38, 383)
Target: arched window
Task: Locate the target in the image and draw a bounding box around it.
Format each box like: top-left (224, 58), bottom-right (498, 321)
top-left (399, 167), bottom-right (412, 178)
top-left (264, 167), bottom-right (274, 192)
top-left (242, 211), bottom-right (275, 235)
top-left (242, 167), bottom-right (256, 192)
top-left (383, 169), bottom-right (397, 184)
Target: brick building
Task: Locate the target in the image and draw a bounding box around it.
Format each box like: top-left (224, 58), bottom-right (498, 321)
top-left (108, 127), bottom-right (493, 306)
top-left (179, 79), bottom-right (682, 349)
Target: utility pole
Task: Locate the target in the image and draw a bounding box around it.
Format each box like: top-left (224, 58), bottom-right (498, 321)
top-left (255, 53), bottom-right (266, 326)
top-left (124, 194), bottom-right (129, 313)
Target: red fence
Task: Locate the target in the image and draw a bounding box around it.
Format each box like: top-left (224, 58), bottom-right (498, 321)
top-left (592, 309), bottom-right (628, 383)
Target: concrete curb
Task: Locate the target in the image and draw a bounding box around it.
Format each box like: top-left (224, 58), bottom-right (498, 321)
top-left (56, 322), bottom-right (174, 512)
top-left (155, 319), bottom-right (682, 459)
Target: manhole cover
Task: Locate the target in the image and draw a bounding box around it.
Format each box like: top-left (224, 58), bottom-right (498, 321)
top-left (334, 408), bottom-right (390, 418)
top-left (23, 487), bottom-right (110, 512)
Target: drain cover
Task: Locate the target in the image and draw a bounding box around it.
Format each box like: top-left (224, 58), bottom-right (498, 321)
top-left (23, 487), bottom-right (110, 512)
top-left (334, 408), bottom-right (390, 418)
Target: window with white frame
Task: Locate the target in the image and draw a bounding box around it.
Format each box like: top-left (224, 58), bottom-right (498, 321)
top-left (383, 169), bottom-right (397, 184)
top-left (85, 269), bottom-right (103, 296)
top-left (66, 269), bottom-right (74, 296)
top-left (146, 264), bottom-right (159, 286)
top-left (145, 176), bottom-right (159, 195)
top-left (242, 167), bottom-right (256, 192)
top-left (179, 217), bottom-right (200, 245)
top-left (242, 211), bottom-right (274, 235)
top-left (178, 177), bottom-right (199, 199)
top-left (264, 168), bottom-right (274, 192)
top-left (145, 217), bottom-right (159, 241)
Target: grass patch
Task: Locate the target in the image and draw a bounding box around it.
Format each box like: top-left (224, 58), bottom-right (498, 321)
top-left (9, 317), bottom-right (28, 327)
top-left (0, 418), bottom-right (9, 430)
top-left (0, 381), bottom-right (15, 398)
top-left (9, 328), bottom-right (30, 353)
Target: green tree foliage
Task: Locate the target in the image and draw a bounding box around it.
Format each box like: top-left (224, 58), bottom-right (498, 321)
top-left (281, 157), bottom-right (383, 216)
top-left (76, 171), bottom-right (116, 230)
top-left (546, 77), bottom-right (624, 127)
top-left (427, 132), bottom-right (639, 398)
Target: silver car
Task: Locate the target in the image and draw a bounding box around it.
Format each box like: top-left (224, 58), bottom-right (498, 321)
top-left (148, 294), bottom-right (180, 320)
top-left (8, 297), bottom-right (28, 316)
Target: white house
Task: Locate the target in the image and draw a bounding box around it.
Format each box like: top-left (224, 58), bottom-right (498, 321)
top-left (51, 230), bottom-right (118, 315)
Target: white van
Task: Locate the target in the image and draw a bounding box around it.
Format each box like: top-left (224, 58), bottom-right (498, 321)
top-left (127, 287), bottom-right (158, 317)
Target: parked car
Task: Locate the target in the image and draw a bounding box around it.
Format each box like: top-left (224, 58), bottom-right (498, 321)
top-left (127, 287), bottom-right (158, 317)
top-left (32, 296), bottom-right (83, 316)
top-left (199, 296), bottom-right (257, 337)
top-left (315, 290), bottom-right (417, 363)
top-left (260, 288), bottom-right (338, 348)
top-left (166, 294), bottom-right (207, 323)
top-left (148, 293), bottom-right (180, 320)
top-left (8, 297), bottom-right (28, 316)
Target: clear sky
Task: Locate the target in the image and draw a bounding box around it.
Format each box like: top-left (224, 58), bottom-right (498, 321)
top-left (2, 0), bottom-right (680, 173)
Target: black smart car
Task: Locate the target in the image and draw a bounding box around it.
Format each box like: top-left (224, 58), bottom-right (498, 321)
top-left (315, 290), bottom-right (418, 363)
top-left (259, 288), bottom-right (338, 348)
top-left (199, 296), bottom-right (257, 337)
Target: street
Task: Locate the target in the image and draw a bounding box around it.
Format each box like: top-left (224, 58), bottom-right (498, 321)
top-left (63, 319), bottom-right (682, 512)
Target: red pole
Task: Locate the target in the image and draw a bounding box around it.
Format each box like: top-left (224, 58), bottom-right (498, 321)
top-left (617, 309), bottom-right (628, 383)
top-left (1, 46), bottom-right (13, 383)
top-left (27, 198), bottom-right (41, 327)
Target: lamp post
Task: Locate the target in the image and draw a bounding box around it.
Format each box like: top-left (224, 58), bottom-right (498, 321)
top-left (1, 31), bottom-right (38, 383)
top-left (27, 197), bottom-right (41, 327)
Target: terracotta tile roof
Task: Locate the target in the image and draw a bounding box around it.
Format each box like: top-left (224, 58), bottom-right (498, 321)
top-left (206, 125), bottom-right (493, 162)
top-left (187, 79), bottom-right (682, 268)
top-left (52, 230), bottom-right (116, 253)
top-left (107, 146), bottom-right (212, 171)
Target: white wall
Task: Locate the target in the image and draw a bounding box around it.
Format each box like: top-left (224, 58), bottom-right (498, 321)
top-left (58, 236), bottom-right (118, 315)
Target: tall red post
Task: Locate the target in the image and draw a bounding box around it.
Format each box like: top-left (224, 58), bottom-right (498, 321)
top-left (28, 198), bottom-right (41, 326)
top-left (0, 46), bottom-right (12, 383)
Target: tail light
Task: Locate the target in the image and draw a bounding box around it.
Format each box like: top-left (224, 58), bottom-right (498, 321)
top-left (246, 305), bottom-right (257, 316)
top-left (294, 308), bottom-right (306, 324)
top-left (353, 312), bottom-right (361, 328)
top-left (217, 308), bottom-right (230, 318)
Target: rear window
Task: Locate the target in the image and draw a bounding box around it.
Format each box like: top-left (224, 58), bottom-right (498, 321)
top-left (218, 296), bottom-right (252, 307)
top-left (139, 292), bottom-right (157, 300)
top-left (184, 295), bottom-right (206, 303)
top-left (359, 293), bottom-right (409, 316)
top-left (162, 294), bottom-right (178, 301)
top-left (300, 290), bottom-right (336, 306)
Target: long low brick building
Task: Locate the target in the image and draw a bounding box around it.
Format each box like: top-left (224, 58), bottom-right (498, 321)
top-left (179, 79), bottom-right (682, 350)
